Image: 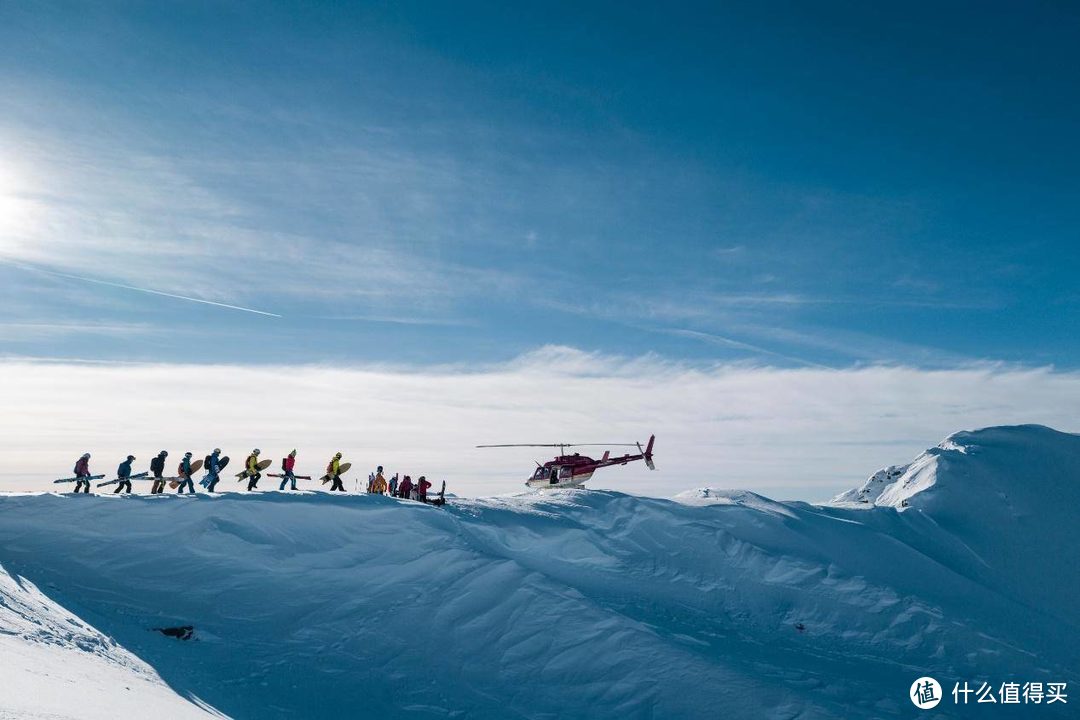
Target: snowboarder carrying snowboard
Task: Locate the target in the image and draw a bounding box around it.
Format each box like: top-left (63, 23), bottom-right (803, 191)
top-left (73, 453), bottom-right (92, 494)
top-left (177, 452), bottom-right (196, 494)
top-left (150, 450), bottom-right (169, 494)
top-left (204, 449), bottom-right (223, 492)
top-left (115, 455), bottom-right (135, 494)
top-left (327, 453), bottom-right (346, 492)
top-left (279, 450), bottom-right (298, 491)
top-left (243, 449), bottom-right (262, 491)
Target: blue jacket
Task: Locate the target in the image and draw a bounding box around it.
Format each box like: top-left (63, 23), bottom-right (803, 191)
top-left (208, 453), bottom-right (220, 474)
top-left (118, 459), bottom-right (133, 479)
top-left (181, 456), bottom-right (192, 476)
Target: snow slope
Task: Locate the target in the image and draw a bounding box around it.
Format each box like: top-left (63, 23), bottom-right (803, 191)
top-left (0, 425), bottom-right (1076, 719)
top-left (0, 562), bottom-right (220, 719)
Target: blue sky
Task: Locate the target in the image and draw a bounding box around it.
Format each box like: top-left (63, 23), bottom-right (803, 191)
top-left (2, 0), bottom-right (1077, 369)
top-left (2, 3), bottom-right (1080, 499)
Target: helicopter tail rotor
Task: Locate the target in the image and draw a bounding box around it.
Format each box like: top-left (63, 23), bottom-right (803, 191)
top-left (640, 435), bottom-right (656, 470)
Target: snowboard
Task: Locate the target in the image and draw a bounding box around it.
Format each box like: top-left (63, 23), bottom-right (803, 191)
top-left (54, 474), bottom-right (105, 484)
top-left (96, 471), bottom-right (150, 488)
top-left (169, 459), bottom-right (203, 489)
top-left (320, 462), bottom-right (352, 484)
top-left (236, 458), bottom-right (273, 479)
top-left (199, 456), bottom-right (230, 488)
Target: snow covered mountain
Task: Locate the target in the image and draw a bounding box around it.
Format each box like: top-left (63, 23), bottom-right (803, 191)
top-left (0, 424), bottom-right (1076, 719)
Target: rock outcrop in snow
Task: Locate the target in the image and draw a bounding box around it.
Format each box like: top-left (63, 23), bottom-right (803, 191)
top-left (0, 424), bottom-right (1076, 719)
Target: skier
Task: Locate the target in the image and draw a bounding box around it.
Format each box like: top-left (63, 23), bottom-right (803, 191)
top-left (150, 450), bottom-right (169, 494)
top-left (243, 448), bottom-right (262, 491)
top-left (73, 453), bottom-right (92, 494)
top-left (327, 452), bottom-right (346, 492)
top-left (389, 473), bottom-right (399, 498)
top-left (279, 449), bottom-right (298, 491)
top-left (176, 451), bottom-right (196, 494)
top-left (372, 466), bottom-right (388, 495)
top-left (417, 475), bottom-right (432, 503)
top-left (398, 474), bottom-right (413, 501)
top-left (204, 448), bottom-right (223, 492)
top-left (115, 455), bottom-right (135, 494)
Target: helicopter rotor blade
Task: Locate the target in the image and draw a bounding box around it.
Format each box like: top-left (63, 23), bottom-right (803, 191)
top-left (476, 443), bottom-right (640, 449)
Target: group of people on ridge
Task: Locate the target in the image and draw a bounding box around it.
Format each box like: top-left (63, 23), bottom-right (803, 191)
top-left (365, 466), bottom-right (436, 502)
top-left (68, 450), bottom-right (445, 504)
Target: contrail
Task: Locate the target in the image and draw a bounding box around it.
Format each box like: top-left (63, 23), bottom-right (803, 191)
top-left (5, 260), bottom-right (282, 318)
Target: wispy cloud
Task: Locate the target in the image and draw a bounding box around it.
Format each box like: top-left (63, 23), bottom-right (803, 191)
top-left (2, 349), bottom-right (1077, 500)
top-left (6, 262), bottom-right (283, 318)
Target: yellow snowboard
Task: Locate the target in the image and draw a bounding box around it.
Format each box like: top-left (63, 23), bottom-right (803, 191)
top-left (236, 458), bottom-right (273, 479)
top-left (320, 462), bottom-right (352, 484)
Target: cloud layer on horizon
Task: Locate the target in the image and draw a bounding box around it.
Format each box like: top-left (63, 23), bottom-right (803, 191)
top-left (2, 347), bottom-right (1077, 500)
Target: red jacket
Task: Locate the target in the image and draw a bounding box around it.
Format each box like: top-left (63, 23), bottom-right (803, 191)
top-left (283, 456), bottom-right (295, 472)
top-left (417, 478), bottom-right (432, 497)
top-left (74, 457), bottom-right (90, 476)
top-left (398, 477), bottom-right (413, 496)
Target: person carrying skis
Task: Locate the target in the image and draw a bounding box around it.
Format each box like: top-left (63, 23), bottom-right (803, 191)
top-left (115, 455), bottom-right (135, 494)
top-left (150, 450), bottom-right (169, 494)
top-left (417, 475), bottom-right (432, 503)
top-left (398, 474), bottom-right (413, 501)
top-left (177, 451), bottom-right (196, 494)
top-left (372, 466), bottom-right (388, 495)
top-left (73, 453), bottom-right (92, 494)
top-left (243, 448), bottom-right (262, 491)
top-left (279, 449), bottom-right (298, 491)
top-left (205, 448), bottom-right (223, 492)
top-left (327, 452), bottom-right (345, 492)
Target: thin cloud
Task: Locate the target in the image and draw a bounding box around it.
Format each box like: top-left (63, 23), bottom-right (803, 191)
top-left (7, 262), bottom-right (282, 318)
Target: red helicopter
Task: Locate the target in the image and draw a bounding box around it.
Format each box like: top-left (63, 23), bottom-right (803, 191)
top-left (477, 435), bottom-right (656, 489)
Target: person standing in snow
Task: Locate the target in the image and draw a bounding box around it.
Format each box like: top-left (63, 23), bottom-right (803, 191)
top-left (417, 476), bottom-right (432, 503)
top-left (243, 448), bottom-right (262, 491)
top-left (73, 453), bottom-right (92, 494)
top-left (372, 466), bottom-right (388, 495)
top-left (389, 473), bottom-right (398, 497)
top-left (177, 452), bottom-right (196, 494)
top-left (150, 450), bottom-right (169, 494)
top-left (397, 474), bottom-right (413, 501)
top-left (205, 448), bottom-right (223, 492)
top-left (115, 455), bottom-right (135, 494)
top-left (279, 449), bottom-right (298, 491)
top-left (327, 452), bottom-right (346, 492)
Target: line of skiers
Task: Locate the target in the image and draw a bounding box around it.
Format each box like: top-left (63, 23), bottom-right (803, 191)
top-left (68, 451), bottom-right (445, 504)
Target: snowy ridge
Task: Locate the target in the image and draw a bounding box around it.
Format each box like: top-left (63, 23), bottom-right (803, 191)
top-left (0, 425), bottom-right (1076, 719)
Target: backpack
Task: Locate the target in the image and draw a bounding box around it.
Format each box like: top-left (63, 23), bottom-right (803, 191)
top-left (204, 455), bottom-right (212, 470)
top-left (282, 458), bottom-right (288, 471)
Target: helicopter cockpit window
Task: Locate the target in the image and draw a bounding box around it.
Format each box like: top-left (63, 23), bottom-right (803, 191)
top-left (559, 467), bottom-right (572, 479)
top-left (533, 467), bottom-right (547, 480)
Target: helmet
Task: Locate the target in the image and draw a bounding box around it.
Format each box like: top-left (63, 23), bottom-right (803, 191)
top-left (81, 453), bottom-right (91, 459)
top-left (213, 448), bottom-right (221, 454)
top-left (184, 451), bottom-right (192, 457)
top-left (159, 450), bottom-right (168, 456)
top-left (253, 449), bottom-right (261, 455)
top-left (334, 452), bottom-right (342, 458)
top-left (377, 465), bottom-right (383, 472)
top-left (289, 449), bottom-right (297, 457)
top-left (127, 455), bottom-right (135, 461)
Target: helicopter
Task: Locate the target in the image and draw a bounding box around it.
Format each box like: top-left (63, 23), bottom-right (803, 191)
top-left (477, 435), bottom-right (656, 490)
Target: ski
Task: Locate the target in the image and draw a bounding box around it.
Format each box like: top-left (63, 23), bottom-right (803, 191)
top-left (96, 471), bottom-right (150, 488)
top-left (268, 473), bottom-right (312, 480)
top-left (54, 474), bottom-right (105, 484)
